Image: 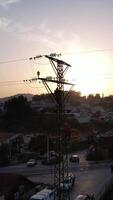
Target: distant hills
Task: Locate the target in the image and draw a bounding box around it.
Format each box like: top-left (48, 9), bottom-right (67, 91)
top-left (0, 93), bottom-right (34, 102)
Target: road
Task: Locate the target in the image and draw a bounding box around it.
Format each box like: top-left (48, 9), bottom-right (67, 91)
top-left (0, 150), bottom-right (113, 199)
top-left (0, 150), bottom-right (112, 176)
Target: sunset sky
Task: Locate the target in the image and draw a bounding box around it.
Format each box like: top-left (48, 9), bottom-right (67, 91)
top-left (0, 0), bottom-right (113, 98)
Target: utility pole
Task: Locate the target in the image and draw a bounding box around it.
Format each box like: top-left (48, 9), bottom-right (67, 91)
top-left (37, 55), bottom-right (74, 200)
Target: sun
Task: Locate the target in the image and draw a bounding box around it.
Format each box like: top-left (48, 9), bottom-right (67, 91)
top-left (66, 53), bottom-right (108, 96)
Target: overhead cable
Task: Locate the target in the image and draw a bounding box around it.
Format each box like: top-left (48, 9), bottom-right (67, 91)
top-left (1, 48), bottom-right (113, 64)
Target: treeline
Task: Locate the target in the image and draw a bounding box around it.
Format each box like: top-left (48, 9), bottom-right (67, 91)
top-left (1, 91), bottom-right (113, 133)
top-left (0, 95), bottom-right (66, 133)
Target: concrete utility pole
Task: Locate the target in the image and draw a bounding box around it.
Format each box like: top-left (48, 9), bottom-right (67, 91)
top-left (37, 55), bottom-right (74, 200)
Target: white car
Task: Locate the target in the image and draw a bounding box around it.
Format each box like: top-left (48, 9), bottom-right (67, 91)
top-left (30, 188), bottom-right (55, 200)
top-left (27, 159), bottom-right (37, 167)
top-left (60, 173), bottom-right (75, 191)
top-left (75, 194), bottom-right (95, 200)
top-left (70, 155), bottom-right (79, 163)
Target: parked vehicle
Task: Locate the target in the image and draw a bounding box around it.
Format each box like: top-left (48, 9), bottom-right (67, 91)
top-left (27, 159), bottom-right (37, 167)
top-left (75, 194), bottom-right (95, 200)
top-left (30, 193), bottom-right (45, 200)
top-left (70, 155), bottom-right (79, 163)
top-left (40, 188), bottom-right (55, 200)
top-left (50, 151), bottom-right (59, 158)
top-left (41, 152), bottom-right (60, 165)
top-left (60, 173), bottom-right (75, 191)
top-left (30, 188), bottom-right (55, 200)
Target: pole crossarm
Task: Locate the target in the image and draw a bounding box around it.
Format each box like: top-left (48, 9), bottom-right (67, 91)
top-left (45, 55), bottom-right (71, 67)
top-left (37, 77), bottom-right (74, 86)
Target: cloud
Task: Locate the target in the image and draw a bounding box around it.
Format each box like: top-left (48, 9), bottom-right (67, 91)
top-left (14, 22), bottom-right (65, 49)
top-left (0, 17), bottom-right (11, 30)
top-left (0, 0), bottom-right (21, 9)
top-left (0, 16), bottom-right (81, 53)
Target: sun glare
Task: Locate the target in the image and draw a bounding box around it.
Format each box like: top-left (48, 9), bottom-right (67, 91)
top-left (66, 53), bottom-right (108, 96)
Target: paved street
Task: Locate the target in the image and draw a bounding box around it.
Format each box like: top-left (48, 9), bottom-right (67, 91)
top-left (0, 150), bottom-right (113, 199)
top-left (27, 165), bottom-right (112, 199)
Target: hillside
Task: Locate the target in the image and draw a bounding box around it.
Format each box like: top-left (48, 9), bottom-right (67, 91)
top-left (0, 93), bottom-right (33, 102)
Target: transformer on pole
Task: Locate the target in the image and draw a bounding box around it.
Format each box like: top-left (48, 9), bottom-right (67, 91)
top-left (37, 55), bottom-right (74, 200)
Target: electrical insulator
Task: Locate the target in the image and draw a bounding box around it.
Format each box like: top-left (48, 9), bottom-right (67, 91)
top-left (34, 55), bottom-right (42, 59)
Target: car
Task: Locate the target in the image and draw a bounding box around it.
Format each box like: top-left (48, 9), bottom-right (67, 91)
top-left (60, 173), bottom-right (75, 191)
top-left (75, 194), bottom-right (95, 200)
top-left (41, 156), bottom-right (59, 165)
top-left (41, 152), bottom-right (60, 165)
top-left (30, 188), bottom-right (55, 200)
top-left (49, 150), bottom-right (58, 157)
top-left (70, 155), bottom-right (79, 163)
top-left (27, 159), bottom-right (37, 167)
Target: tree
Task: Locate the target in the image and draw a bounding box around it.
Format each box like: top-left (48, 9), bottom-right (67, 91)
top-left (4, 95), bottom-right (31, 118)
top-left (68, 90), bottom-right (82, 106)
top-left (95, 93), bottom-right (101, 99)
top-left (88, 94), bottom-right (94, 100)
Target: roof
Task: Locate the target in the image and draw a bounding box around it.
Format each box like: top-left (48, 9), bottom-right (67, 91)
top-left (98, 129), bottom-right (113, 138)
top-left (0, 132), bottom-right (21, 144)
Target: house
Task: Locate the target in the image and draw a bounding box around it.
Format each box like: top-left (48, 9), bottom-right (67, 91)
top-left (0, 173), bottom-right (36, 200)
top-left (0, 132), bottom-right (23, 148)
top-left (31, 99), bottom-right (55, 112)
top-left (0, 132), bottom-right (24, 164)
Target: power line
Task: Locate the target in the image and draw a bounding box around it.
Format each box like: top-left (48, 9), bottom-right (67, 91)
top-left (1, 48), bottom-right (113, 65)
top-left (0, 80), bottom-right (23, 85)
top-left (0, 82), bottom-right (24, 86)
top-left (0, 56), bottom-right (42, 65)
top-left (0, 79), bottom-right (44, 87)
top-left (62, 48), bottom-right (113, 55)
top-left (25, 83), bottom-right (44, 89)
top-left (1, 73), bottom-right (113, 87)
top-left (0, 80), bottom-right (23, 83)
top-left (0, 53), bottom-right (61, 65)
top-left (31, 60), bottom-right (49, 65)
top-left (0, 58), bottom-right (28, 64)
